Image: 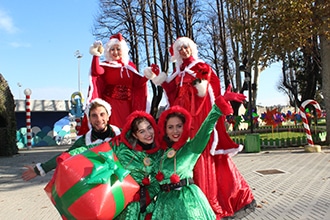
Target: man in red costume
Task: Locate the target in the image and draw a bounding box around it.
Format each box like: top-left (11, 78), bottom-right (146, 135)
top-left (78, 33), bottom-right (150, 135)
top-left (144, 37), bottom-right (256, 219)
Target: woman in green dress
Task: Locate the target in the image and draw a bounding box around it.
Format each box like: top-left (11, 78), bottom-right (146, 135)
top-left (152, 95), bottom-right (233, 220)
top-left (111, 110), bottom-right (162, 220)
top-left (43, 108), bottom-right (161, 219)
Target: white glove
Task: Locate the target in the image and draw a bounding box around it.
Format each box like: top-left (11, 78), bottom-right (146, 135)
top-left (152, 72), bottom-right (167, 86)
top-left (93, 40), bottom-right (102, 47)
top-left (89, 40), bottom-right (104, 56)
top-left (194, 79), bottom-right (208, 97)
top-left (143, 67), bottom-right (156, 80)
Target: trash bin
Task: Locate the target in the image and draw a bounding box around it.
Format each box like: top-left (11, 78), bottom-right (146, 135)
top-left (244, 133), bottom-right (260, 153)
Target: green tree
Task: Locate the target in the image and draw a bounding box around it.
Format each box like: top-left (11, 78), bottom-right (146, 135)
top-left (251, 0), bottom-right (330, 143)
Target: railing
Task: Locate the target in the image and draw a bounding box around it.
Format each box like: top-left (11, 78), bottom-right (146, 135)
top-left (230, 125), bottom-right (326, 149)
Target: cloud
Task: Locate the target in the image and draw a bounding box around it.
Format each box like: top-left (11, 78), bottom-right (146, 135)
top-left (9, 42), bottom-right (31, 48)
top-left (0, 9), bottom-right (19, 34)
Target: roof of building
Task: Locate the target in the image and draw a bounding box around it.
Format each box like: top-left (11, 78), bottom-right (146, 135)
top-left (15, 100), bottom-right (71, 112)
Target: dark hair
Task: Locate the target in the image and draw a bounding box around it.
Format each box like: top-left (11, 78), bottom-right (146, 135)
top-left (88, 102), bottom-right (106, 117)
top-left (165, 112), bottom-right (186, 128)
top-left (127, 117), bottom-right (150, 145)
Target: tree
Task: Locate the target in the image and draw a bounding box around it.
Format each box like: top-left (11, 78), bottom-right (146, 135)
top-left (252, 0), bottom-right (330, 143)
top-left (318, 0), bottom-right (330, 143)
top-left (0, 74), bottom-right (18, 156)
top-left (91, 0), bottom-right (330, 143)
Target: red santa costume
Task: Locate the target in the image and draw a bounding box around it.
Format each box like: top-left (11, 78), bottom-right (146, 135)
top-left (78, 33), bottom-right (149, 135)
top-left (145, 37), bottom-right (256, 219)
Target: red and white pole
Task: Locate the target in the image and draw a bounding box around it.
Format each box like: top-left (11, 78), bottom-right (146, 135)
top-left (299, 99), bottom-right (321, 146)
top-left (24, 88), bottom-right (32, 149)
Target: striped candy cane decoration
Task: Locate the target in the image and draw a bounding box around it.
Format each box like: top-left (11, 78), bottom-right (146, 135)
top-left (299, 99), bottom-right (322, 146)
top-left (24, 89), bottom-right (32, 149)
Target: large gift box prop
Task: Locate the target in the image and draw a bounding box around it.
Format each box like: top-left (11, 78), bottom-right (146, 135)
top-left (44, 142), bottom-right (140, 220)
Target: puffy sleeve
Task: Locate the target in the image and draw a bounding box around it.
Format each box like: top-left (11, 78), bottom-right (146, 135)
top-left (91, 56), bottom-right (105, 76)
top-left (130, 61), bottom-right (149, 111)
top-left (190, 62), bottom-right (212, 81)
top-left (187, 105), bottom-right (222, 154)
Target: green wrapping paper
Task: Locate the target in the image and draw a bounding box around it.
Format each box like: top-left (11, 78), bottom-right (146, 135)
top-left (44, 142), bottom-right (140, 220)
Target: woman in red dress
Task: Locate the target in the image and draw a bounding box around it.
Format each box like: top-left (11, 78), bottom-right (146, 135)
top-left (79, 33), bottom-right (149, 135)
top-left (144, 37), bottom-right (256, 219)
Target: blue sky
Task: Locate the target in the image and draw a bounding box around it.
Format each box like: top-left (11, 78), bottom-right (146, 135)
top-left (0, 0), bottom-right (289, 106)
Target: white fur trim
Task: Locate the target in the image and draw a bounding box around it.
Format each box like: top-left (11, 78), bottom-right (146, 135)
top-left (89, 45), bottom-right (103, 56)
top-left (104, 38), bottom-right (129, 65)
top-left (100, 61), bottom-right (144, 77)
top-left (209, 128), bottom-right (219, 156)
top-left (84, 129), bottom-right (93, 145)
top-left (166, 71), bottom-right (179, 83)
top-left (143, 67), bottom-right (156, 80)
top-left (194, 79), bottom-right (208, 97)
top-left (205, 80), bottom-right (219, 156)
top-left (84, 125), bottom-right (121, 146)
top-left (172, 37), bottom-right (198, 67)
top-left (145, 81), bottom-right (152, 113)
top-left (111, 125), bottom-right (121, 136)
top-left (152, 72), bottom-right (167, 85)
top-left (85, 98), bottom-right (112, 123)
top-left (212, 144), bottom-right (244, 157)
top-left (166, 59), bottom-right (204, 83)
top-left (36, 163), bottom-right (46, 177)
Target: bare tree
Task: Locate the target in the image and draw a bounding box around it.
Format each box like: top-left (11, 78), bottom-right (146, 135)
top-left (92, 0), bottom-right (330, 141)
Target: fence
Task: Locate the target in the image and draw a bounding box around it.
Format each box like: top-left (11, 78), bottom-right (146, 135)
top-left (230, 125), bottom-right (326, 149)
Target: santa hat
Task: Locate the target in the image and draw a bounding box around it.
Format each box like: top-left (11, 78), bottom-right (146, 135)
top-left (85, 98), bottom-right (112, 122)
top-left (104, 33), bottom-right (130, 65)
top-left (169, 37), bottom-right (198, 66)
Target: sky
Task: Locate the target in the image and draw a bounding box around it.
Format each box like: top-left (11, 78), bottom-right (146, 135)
top-left (0, 0), bottom-right (289, 107)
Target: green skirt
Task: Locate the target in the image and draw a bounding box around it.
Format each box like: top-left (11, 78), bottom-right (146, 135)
top-left (151, 184), bottom-right (215, 220)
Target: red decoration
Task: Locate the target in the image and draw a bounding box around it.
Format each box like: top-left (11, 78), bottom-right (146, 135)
top-left (262, 108), bottom-right (281, 128)
top-left (190, 62), bottom-right (211, 79)
top-left (170, 174), bottom-right (180, 184)
top-left (133, 192), bottom-right (140, 201)
top-left (169, 44), bottom-right (174, 57)
top-left (145, 213), bottom-right (152, 220)
top-left (142, 177), bottom-right (150, 186)
top-left (151, 64), bottom-right (160, 76)
top-left (299, 99), bottom-right (322, 146)
top-left (110, 33), bottom-right (124, 41)
top-left (155, 171), bottom-right (164, 181)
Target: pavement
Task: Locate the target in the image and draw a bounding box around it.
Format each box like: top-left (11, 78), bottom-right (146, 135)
top-left (0, 145), bottom-right (330, 220)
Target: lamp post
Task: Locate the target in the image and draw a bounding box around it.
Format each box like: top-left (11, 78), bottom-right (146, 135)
top-left (17, 82), bottom-right (22, 99)
top-left (74, 50), bottom-right (83, 93)
top-left (24, 88), bottom-right (32, 149)
top-left (292, 80), bottom-right (298, 112)
top-left (240, 65), bottom-right (253, 133)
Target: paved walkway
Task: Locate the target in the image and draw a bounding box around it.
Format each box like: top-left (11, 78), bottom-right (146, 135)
top-left (0, 145), bottom-right (330, 220)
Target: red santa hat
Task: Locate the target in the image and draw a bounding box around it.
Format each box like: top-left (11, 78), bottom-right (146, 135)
top-left (85, 98), bottom-right (112, 123)
top-left (170, 37), bottom-right (198, 66)
top-left (104, 33), bottom-right (130, 65)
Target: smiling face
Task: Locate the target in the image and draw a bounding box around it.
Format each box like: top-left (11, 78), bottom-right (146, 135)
top-left (89, 106), bottom-right (109, 132)
top-left (109, 44), bottom-right (122, 61)
top-left (165, 116), bottom-right (184, 142)
top-left (133, 119), bottom-right (155, 145)
top-left (178, 44), bottom-right (192, 59)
